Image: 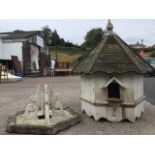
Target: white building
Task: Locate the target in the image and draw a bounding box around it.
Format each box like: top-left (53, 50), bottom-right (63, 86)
top-left (73, 20), bottom-right (154, 122)
top-left (130, 39), bottom-right (146, 49)
top-left (0, 31), bottom-right (49, 75)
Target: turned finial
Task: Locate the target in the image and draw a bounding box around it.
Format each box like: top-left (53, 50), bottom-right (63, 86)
top-left (106, 19), bottom-right (113, 31)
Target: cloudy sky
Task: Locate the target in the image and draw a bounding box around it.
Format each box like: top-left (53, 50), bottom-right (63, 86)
top-left (0, 19), bottom-right (155, 46)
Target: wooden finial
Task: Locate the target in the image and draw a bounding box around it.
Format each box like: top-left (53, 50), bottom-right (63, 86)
top-left (106, 19), bottom-right (113, 31)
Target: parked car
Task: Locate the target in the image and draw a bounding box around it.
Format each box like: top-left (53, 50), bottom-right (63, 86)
top-left (145, 57), bottom-right (155, 76)
top-left (145, 57), bottom-right (155, 68)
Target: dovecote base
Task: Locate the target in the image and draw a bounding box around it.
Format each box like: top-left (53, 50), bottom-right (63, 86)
top-left (81, 100), bottom-right (148, 122)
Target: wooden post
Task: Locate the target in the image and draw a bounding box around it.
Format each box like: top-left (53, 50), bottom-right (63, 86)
top-left (55, 50), bottom-right (57, 64)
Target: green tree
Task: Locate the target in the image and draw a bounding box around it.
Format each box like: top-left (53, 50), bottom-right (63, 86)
top-left (13, 29), bottom-right (24, 32)
top-left (60, 38), bottom-right (65, 46)
top-left (42, 25), bottom-right (52, 45)
top-left (84, 28), bottom-right (104, 48)
top-left (51, 30), bottom-right (61, 46)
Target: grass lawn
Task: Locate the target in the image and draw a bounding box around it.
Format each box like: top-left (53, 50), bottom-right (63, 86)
top-left (51, 51), bottom-right (82, 64)
top-left (50, 47), bottom-right (91, 67)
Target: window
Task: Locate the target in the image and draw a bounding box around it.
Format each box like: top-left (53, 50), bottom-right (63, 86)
top-left (108, 82), bottom-right (120, 98)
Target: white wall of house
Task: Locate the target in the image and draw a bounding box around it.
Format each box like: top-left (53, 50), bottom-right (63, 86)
top-left (3, 42), bottom-right (23, 62)
top-left (0, 39), bottom-right (4, 59)
top-left (0, 41), bottom-right (23, 65)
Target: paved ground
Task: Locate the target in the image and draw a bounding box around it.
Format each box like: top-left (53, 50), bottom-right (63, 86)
top-left (0, 76), bottom-right (155, 135)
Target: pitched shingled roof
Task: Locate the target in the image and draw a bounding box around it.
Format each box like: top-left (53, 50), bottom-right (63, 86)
top-left (72, 20), bottom-right (154, 74)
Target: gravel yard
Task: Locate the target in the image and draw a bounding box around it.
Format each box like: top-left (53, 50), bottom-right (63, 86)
top-left (0, 76), bottom-right (155, 135)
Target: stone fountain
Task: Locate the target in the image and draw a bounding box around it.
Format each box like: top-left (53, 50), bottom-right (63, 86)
top-left (6, 84), bottom-right (81, 134)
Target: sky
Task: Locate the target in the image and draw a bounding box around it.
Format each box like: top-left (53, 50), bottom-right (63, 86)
top-left (0, 19), bottom-right (155, 46)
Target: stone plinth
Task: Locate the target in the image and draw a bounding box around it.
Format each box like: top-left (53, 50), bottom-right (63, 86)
top-left (6, 107), bottom-right (81, 134)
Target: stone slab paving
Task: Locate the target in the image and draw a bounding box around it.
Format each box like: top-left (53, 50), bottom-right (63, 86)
top-left (0, 76), bottom-right (155, 135)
